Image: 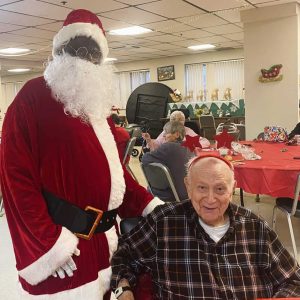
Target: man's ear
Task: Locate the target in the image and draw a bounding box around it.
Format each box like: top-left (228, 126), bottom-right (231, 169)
top-left (184, 176), bottom-right (192, 199)
top-left (232, 180), bottom-right (237, 194)
top-left (184, 176), bottom-right (189, 191)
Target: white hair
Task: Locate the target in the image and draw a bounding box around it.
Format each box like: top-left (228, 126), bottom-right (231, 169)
top-left (170, 110), bottom-right (185, 123)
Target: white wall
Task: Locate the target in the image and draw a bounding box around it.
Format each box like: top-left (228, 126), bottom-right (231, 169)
top-left (242, 3), bottom-right (299, 138)
top-left (115, 48), bottom-right (244, 97)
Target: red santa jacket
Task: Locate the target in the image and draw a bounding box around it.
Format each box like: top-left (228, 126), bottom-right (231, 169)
top-left (0, 76), bottom-right (158, 299)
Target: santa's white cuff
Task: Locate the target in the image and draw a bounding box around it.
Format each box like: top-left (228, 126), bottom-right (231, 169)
top-left (142, 197), bottom-right (164, 216)
top-left (19, 227), bottom-right (78, 285)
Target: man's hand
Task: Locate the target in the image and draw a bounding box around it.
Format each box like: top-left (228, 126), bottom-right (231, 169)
top-left (117, 291), bottom-right (134, 300)
top-left (142, 132), bottom-right (151, 143)
top-left (52, 248), bottom-right (80, 279)
top-left (116, 279), bottom-right (134, 300)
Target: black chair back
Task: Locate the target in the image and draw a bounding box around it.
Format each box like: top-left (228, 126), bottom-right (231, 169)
top-left (120, 217), bottom-right (143, 234)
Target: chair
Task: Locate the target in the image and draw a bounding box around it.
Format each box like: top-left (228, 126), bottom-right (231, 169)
top-left (120, 216), bottom-right (143, 234)
top-left (123, 137), bottom-right (138, 182)
top-left (236, 124), bottom-right (246, 141)
top-left (199, 115), bottom-right (216, 140)
top-left (216, 122), bottom-right (240, 141)
top-left (185, 120), bottom-right (200, 135)
top-left (256, 132), bottom-right (265, 141)
top-left (0, 195), bottom-right (4, 217)
top-left (141, 162), bottom-right (181, 202)
top-left (272, 174), bottom-right (300, 258)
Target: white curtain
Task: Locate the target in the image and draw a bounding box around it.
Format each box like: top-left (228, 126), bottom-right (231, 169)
top-left (206, 59), bottom-right (244, 101)
top-left (117, 70), bottom-right (150, 109)
top-left (118, 72), bottom-right (131, 109)
top-left (185, 64), bottom-right (204, 102)
top-left (131, 70), bottom-right (150, 91)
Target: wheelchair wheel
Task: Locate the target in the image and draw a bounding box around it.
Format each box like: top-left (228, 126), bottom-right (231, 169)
top-left (131, 148), bottom-right (139, 157)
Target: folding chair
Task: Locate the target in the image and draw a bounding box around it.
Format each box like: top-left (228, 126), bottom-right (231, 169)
top-left (141, 162), bottom-right (181, 202)
top-left (236, 124), bottom-right (246, 141)
top-left (0, 195), bottom-right (4, 217)
top-left (199, 115), bottom-right (216, 140)
top-left (120, 216), bottom-right (143, 235)
top-left (272, 173), bottom-right (300, 258)
top-left (123, 137), bottom-right (138, 182)
top-left (216, 122), bottom-right (240, 141)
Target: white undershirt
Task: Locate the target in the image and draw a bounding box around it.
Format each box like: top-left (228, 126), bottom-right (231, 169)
top-left (199, 216), bottom-right (230, 243)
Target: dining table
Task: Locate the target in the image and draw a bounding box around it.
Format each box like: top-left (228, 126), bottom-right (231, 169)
top-left (233, 141), bottom-right (300, 201)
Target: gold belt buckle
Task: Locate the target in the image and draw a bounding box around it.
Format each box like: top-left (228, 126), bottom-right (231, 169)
top-left (75, 206), bottom-right (103, 240)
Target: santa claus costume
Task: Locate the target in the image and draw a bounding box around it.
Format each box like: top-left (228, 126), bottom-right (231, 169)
top-left (0, 9), bottom-right (161, 300)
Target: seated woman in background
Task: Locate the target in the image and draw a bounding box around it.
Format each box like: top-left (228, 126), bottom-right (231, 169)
top-left (143, 110), bottom-right (210, 151)
top-left (141, 121), bottom-right (195, 202)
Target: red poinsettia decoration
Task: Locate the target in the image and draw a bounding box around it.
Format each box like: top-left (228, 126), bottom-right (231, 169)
top-left (214, 129), bottom-right (234, 149)
top-left (181, 135), bottom-right (202, 152)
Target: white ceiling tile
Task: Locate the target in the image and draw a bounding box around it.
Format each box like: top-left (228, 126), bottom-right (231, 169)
top-left (171, 39), bottom-right (203, 47)
top-left (118, 0), bottom-right (160, 4)
top-left (96, 16), bottom-right (130, 32)
top-left (150, 43), bottom-right (181, 50)
top-left (247, 0), bottom-right (289, 3)
top-left (215, 9), bottom-right (241, 23)
top-left (0, 9), bottom-right (51, 26)
top-left (36, 21), bottom-right (63, 32)
top-left (0, 33), bottom-right (49, 43)
top-left (100, 7), bottom-right (166, 25)
top-left (11, 27), bottom-right (55, 39)
top-left (254, 0), bottom-right (296, 6)
top-left (223, 32), bottom-right (244, 40)
top-left (179, 29), bottom-right (213, 39)
top-left (218, 40), bottom-right (243, 47)
top-left (186, 0), bottom-right (250, 12)
top-left (147, 20), bottom-right (195, 33)
top-left (0, 22), bottom-right (24, 33)
top-left (196, 35), bottom-right (231, 44)
top-left (138, 0), bottom-right (204, 18)
top-left (0, 0), bottom-right (22, 5)
top-left (39, 0), bottom-right (128, 13)
top-left (1, 0), bottom-right (72, 20)
top-left (205, 24), bottom-right (242, 35)
top-left (145, 34), bottom-right (183, 42)
top-left (178, 13), bottom-right (228, 28)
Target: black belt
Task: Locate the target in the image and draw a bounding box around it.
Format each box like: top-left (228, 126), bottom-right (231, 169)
top-left (43, 190), bottom-right (118, 240)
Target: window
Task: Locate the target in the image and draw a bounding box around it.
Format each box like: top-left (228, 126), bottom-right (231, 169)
top-left (185, 59), bottom-right (244, 101)
top-left (117, 70), bottom-right (150, 108)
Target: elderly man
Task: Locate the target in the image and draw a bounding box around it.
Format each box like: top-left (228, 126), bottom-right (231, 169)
top-left (143, 110), bottom-right (210, 151)
top-left (0, 9), bottom-right (162, 300)
top-left (111, 155), bottom-right (300, 299)
top-left (142, 121), bottom-right (194, 201)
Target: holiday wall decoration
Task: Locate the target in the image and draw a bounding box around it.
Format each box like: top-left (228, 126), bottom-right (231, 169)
top-left (259, 64), bottom-right (283, 83)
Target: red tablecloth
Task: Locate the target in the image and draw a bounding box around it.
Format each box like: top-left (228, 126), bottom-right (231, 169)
top-left (234, 142), bottom-right (300, 198)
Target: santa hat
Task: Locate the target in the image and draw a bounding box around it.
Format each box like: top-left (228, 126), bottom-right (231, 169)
top-left (53, 9), bottom-right (109, 62)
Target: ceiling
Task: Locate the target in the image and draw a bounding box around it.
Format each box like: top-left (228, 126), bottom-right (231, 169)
top-left (0, 0), bottom-right (298, 75)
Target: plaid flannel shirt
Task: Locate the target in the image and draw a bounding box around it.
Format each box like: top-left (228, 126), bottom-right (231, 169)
top-left (111, 200), bottom-right (300, 299)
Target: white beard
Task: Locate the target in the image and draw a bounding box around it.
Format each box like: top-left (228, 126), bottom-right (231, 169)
top-left (44, 54), bottom-right (118, 123)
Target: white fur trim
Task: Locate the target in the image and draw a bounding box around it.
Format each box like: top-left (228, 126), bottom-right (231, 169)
top-left (19, 227), bottom-right (78, 285)
top-left (142, 197), bottom-right (165, 216)
top-left (19, 267), bottom-right (113, 299)
top-left (90, 119), bottom-right (126, 210)
top-left (105, 226), bottom-right (118, 261)
top-left (53, 23), bottom-right (109, 63)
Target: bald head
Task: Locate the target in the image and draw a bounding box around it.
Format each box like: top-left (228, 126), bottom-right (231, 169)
top-left (186, 156), bottom-right (235, 188)
top-left (185, 156), bottom-right (236, 226)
